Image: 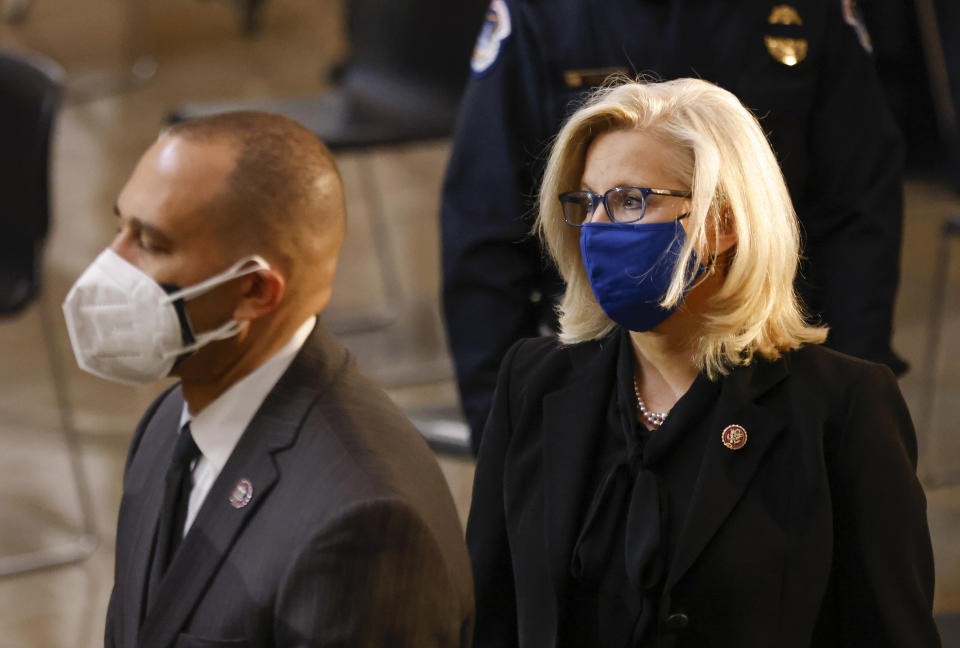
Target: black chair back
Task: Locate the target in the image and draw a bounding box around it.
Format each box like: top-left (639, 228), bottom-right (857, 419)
top-left (0, 50), bottom-right (62, 313)
top-left (170, 0), bottom-right (490, 149)
top-left (339, 0), bottom-right (490, 117)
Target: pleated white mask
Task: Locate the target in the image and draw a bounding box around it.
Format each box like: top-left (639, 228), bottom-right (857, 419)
top-left (62, 249), bottom-right (269, 384)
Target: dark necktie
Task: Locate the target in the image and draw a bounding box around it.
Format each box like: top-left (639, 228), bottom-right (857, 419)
top-left (148, 424), bottom-right (201, 605)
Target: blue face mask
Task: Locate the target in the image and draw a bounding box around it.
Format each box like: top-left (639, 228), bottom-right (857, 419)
top-left (579, 221), bottom-right (702, 332)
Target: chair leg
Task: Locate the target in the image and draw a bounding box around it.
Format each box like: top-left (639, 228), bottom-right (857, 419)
top-left (341, 155), bottom-right (469, 455)
top-left (324, 154), bottom-right (404, 336)
top-left (238, 0), bottom-right (268, 36)
top-left (0, 292), bottom-right (98, 577)
top-left (63, 0), bottom-right (157, 105)
top-left (1, 0), bottom-right (30, 23)
top-left (919, 215), bottom-right (960, 487)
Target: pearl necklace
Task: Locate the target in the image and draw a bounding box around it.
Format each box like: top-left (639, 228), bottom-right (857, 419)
top-left (633, 377), bottom-right (668, 428)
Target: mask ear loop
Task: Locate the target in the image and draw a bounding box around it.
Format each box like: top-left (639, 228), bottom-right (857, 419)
top-left (160, 318), bottom-right (248, 359)
top-left (160, 255), bottom-right (271, 305)
top-left (158, 255), bottom-right (271, 360)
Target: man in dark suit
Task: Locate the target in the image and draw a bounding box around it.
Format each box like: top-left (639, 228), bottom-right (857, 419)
top-left (67, 112), bottom-right (473, 647)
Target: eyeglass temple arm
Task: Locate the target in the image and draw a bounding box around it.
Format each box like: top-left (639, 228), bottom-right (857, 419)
top-left (647, 188), bottom-right (692, 198)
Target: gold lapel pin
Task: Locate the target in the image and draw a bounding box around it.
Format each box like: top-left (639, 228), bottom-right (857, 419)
top-left (229, 478), bottom-right (254, 509)
top-left (721, 424), bottom-right (748, 450)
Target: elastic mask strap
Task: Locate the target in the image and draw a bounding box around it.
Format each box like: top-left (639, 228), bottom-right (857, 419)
top-left (160, 283), bottom-right (196, 347)
top-left (158, 254), bottom-right (270, 361)
top-left (160, 255), bottom-right (270, 305)
top-left (160, 318), bottom-right (247, 360)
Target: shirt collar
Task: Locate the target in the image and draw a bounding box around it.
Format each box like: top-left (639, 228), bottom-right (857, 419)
top-left (178, 315), bottom-right (316, 472)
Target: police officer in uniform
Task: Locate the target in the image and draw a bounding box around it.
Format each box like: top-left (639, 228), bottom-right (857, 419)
top-left (441, 0), bottom-right (907, 452)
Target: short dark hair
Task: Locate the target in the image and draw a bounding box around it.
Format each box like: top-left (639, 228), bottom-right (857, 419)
top-left (165, 111), bottom-right (345, 280)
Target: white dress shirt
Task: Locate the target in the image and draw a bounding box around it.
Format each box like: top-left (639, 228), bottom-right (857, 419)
top-left (176, 315), bottom-right (316, 536)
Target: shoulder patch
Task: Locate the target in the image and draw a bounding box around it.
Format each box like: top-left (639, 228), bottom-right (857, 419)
top-left (471, 0), bottom-right (512, 78)
top-left (842, 0), bottom-right (873, 53)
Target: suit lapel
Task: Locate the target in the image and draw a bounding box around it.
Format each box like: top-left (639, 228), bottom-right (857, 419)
top-left (542, 334), bottom-right (622, 610)
top-left (664, 358), bottom-right (790, 593)
top-left (139, 427), bottom-right (280, 648)
top-left (123, 389), bottom-right (183, 645)
top-left (138, 324), bottom-right (346, 648)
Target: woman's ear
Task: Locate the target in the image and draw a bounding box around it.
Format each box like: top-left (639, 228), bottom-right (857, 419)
top-left (711, 207), bottom-right (737, 256)
top-left (232, 268), bottom-right (286, 321)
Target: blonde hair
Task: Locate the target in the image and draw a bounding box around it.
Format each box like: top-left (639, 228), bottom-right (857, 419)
top-left (536, 77), bottom-right (826, 378)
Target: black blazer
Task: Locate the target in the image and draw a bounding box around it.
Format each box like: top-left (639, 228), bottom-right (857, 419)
top-left (467, 332), bottom-right (939, 647)
top-left (105, 324), bottom-right (474, 648)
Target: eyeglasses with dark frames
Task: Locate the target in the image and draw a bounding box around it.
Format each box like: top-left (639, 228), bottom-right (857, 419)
top-left (558, 186), bottom-right (692, 226)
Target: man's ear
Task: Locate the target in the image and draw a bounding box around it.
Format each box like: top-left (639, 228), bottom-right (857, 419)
top-left (232, 269), bottom-right (285, 321)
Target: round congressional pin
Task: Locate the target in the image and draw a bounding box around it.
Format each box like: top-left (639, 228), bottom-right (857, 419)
top-left (229, 478), bottom-right (254, 509)
top-left (721, 424), bottom-right (748, 451)
top-left (470, 0), bottom-right (511, 78)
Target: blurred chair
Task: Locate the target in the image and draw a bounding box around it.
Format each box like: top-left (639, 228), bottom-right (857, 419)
top-left (62, 0), bottom-right (157, 105)
top-left (937, 611), bottom-right (960, 648)
top-left (171, 0), bottom-right (487, 149)
top-left (169, 0), bottom-right (488, 455)
top-left (2, 0), bottom-right (155, 104)
top-left (1, 0), bottom-right (30, 23)
top-left (1, 49), bottom-right (51, 312)
top-left (914, 3), bottom-right (960, 638)
top-left (172, 0), bottom-right (485, 335)
top-left (195, 0), bottom-right (269, 36)
top-left (236, 0), bottom-right (267, 35)
top-left (0, 49), bottom-right (98, 576)
top-left (916, 0), bottom-right (960, 181)
top-left (915, 0), bottom-right (960, 480)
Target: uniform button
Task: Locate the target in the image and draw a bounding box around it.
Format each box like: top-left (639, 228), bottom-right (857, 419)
top-left (664, 613), bottom-right (689, 630)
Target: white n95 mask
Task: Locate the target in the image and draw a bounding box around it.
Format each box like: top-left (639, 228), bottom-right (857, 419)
top-left (62, 249), bottom-right (270, 385)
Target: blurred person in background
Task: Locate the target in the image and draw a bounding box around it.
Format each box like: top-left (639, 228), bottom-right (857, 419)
top-left (443, 0), bottom-right (907, 452)
top-left (467, 78), bottom-right (939, 647)
top-left (62, 112), bottom-right (474, 648)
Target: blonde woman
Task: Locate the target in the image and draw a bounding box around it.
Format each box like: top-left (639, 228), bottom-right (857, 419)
top-left (466, 78), bottom-right (939, 647)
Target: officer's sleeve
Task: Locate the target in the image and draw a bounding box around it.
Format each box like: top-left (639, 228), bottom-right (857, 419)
top-left (800, 1), bottom-right (906, 373)
top-left (441, 0), bottom-right (551, 451)
top-left (817, 363), bottom-right (939, 646)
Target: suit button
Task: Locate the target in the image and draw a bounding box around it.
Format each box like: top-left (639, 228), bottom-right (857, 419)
top-left (664, 613), bottom-right (689, 630)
